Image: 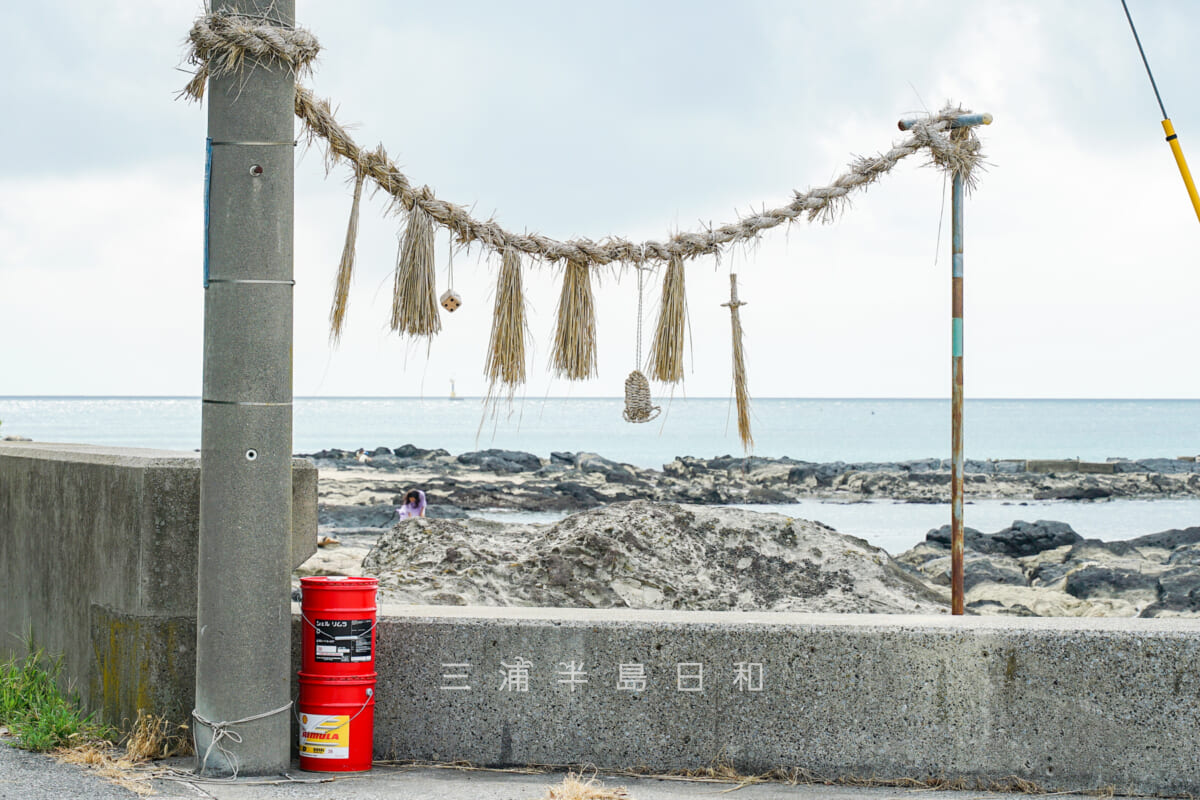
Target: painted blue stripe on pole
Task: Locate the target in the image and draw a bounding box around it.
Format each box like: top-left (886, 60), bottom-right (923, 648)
top-left (203, 137), bottom-right (212, 289)
top-left (952, 318), bottom-right (963, 357)
top-left (952, 253), bottom-right (963, 278)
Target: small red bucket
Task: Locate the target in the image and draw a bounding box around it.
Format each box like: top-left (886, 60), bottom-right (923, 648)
top-left (297, 672), bottom-right (376, 772)
top-left (300, 576), bottom-right (378, 676)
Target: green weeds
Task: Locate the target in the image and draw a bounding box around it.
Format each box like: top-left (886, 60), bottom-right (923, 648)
top-left (0, 647), bottom-right (107, 751)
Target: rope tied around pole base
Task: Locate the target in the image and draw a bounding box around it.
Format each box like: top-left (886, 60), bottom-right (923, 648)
top-left (191, 702), bottom-right (293, 779)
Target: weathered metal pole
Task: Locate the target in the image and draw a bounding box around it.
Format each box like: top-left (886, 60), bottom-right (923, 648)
top-left (950, 168), bottom-right (965, 615)
top-left (194, 0), bottom-right (296, 776)
top-left (898, 111), bottom-right (992, 615)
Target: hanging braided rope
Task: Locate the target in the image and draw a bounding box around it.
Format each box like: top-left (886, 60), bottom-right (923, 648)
top-left (181, 12), bottom-right (986, 273)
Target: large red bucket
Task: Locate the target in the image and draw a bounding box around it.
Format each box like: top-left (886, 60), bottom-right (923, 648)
top-left (297, 672), bottom-right (376, 772)
top-left (300, 576), bottom-right (378, 676)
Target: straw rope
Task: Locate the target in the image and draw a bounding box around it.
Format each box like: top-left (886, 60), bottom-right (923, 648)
top-left (182, 12), bottom-right (987, 271)
top-left (723, 274), bottom-right (753, 451)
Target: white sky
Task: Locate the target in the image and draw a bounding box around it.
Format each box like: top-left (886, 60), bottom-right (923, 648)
top-left (1, 1), bottom-right (1197, 399)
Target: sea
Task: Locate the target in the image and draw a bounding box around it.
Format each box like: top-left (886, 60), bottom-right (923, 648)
top-left (3, 396), bottom-right (1200, 554)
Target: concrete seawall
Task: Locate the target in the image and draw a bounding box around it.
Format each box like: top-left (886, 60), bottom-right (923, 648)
top-left (359, 606), bottom-right (1200, 796)
top-left (0, 442), bottom-right (316, 727)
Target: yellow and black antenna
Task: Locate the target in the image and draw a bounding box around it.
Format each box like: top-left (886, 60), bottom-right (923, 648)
top-left (1121, 0), bottom-right (1200, 225)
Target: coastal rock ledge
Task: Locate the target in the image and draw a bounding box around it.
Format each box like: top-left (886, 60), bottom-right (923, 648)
top-left (361, 500), bottom-right (947, 614)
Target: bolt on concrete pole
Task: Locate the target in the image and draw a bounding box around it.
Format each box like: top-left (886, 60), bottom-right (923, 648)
top-left (194, 0), bottom-right (296, 776)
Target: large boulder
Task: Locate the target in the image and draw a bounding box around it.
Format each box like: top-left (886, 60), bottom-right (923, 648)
top-left (361, 500), bottom-right (948, 613)
top-left (457, 449), bottom-right (542, 473)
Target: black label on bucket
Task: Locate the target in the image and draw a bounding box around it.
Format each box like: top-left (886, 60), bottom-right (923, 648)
top-left (313, 618), bottom-right (373, 662)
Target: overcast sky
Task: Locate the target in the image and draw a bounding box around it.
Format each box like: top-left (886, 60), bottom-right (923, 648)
top-left (1, 1), bottom-right (1197, 399)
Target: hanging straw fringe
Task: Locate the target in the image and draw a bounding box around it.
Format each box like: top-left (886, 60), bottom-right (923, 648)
top-left (648, 255), bottom-right (687, 383)
top-left (485, 248), bottom-right (528, 394)
top-left (390, 204), bottom-right (441, 339)
top-left (329, 168), bottom-right (365, 343)
top-left (623, 370), bottom-right (661, 423)
top-left (552, 261), bottom-right (598, 381)
top-left (723, 274), bottom-right (753, 452)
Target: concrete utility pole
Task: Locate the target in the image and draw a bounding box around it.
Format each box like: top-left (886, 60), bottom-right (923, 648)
top-left (194, 0), bottom-right (296, 776)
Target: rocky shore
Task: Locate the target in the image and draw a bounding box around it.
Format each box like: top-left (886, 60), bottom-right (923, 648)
top-left (297, 498), bottom-right (1200, 618)
top-left (306, 445), bottom-right (1200, 527)
top-left (295, 445), bottom-right (1200, 618)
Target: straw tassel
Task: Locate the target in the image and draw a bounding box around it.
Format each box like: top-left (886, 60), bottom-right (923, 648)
top-left (552, 261), bottom-right (598, 380)
top-left (722, 273), bottom-right (753, 451)
top-left (390, 203), bottom-right (441, 339)
top-left (648, 254), bottom-right (687, 383)
top-left (485, 248), bottom-right (528, 395)
top-left (329, 167), bottom-right (365, 343)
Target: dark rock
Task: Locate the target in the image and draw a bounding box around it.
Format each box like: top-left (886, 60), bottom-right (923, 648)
top-left (392, 444), bottom-right (449, 459)
top-left (372, 446), bottom-right (392, 456)
top-left (963, 557), bottom-right (1028, 592)
top-left (1134, 458), bottom-right (1196, 474)
top-left (966, 599), bottom-right (1037, 616)
top-left (746, 487), bottom-right (794, 503)
top-left (1128, 526), bottom-right (1200, 551)
top-left (786, 462), bottom-right (845, 487)
top-left (550, 451), bottom-right (577, 466)
top-left (552, 482), bottom-right (606, 507)
top-left (1153, 567), bottom-right (1200, 611)
top-left (576, 452), bottom-right (637, 482)
top-left (1036, 486), bottom-right (1113, 501)
top-left (985, 520), bottom-right (1084, 558)
top-left (925, 524), bottom-right (984, 548)
top-left (458, 449), bottom-right (543, 473)
top-left (1065, 565), bottom-right (1160, 599)
top-left (902, 459), bottom-right (945, 473)
top-left (1167, 544), bottom-right (1200, 566)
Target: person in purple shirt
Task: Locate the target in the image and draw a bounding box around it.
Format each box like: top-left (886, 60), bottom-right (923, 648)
top-left (396, 489), bottom-right (426, 520)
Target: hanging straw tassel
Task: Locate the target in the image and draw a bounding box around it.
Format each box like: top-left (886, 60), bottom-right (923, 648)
top-left (722, 273), bottom-right (753, 451)
top-left (648, 254), bottom-right (687, 383)
top-left (328, 167), bottom-right (366, 343)
top-left (485, 248), bottom-right (528, 395)
top-left (390, 203), bottom-right (441, 339)
top-left (552, 261), bottom-right (597, 380)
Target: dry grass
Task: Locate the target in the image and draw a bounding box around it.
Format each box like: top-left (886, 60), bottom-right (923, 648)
top-left (648, 255), bottom-right (687, 384)
top-left (541, 770), bottom-right (630, 799)
top-left (329, 168), bottom-right (366, 343)
top-left (390, 205), bottom-right (441, 339)
top-left (551, 261), bottom-right (598, 381)
top-left (124, 709), bottom-right (192, 762)
top-left (485, 248), bottom-right (528, 395)
top-left (54, 743), bottom-right (156, 796)
top-left (722, 274), bottom-right (753, 451)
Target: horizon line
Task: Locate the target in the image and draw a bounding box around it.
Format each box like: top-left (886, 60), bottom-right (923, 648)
top-left (3, 395), bottom-right (1200, 402)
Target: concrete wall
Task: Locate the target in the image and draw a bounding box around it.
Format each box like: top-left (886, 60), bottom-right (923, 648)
top-left (361, 606), bottom-right (1200, 797)
top-left (0, 442), bottom-right (316, 728)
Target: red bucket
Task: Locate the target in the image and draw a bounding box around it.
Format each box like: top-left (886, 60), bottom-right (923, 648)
top-left (297, 672), bottom-right (376, 772)
top-left (300, 576), bottom-right (378, 676)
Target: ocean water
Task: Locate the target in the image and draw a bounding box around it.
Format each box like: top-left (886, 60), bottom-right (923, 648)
top-left (4, 396), bottom-right (1200, 551)
top-left (3, 396), bottom-right (1200, 467)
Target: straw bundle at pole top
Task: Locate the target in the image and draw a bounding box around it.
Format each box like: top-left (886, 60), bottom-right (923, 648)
top-left (723, 274), bottom-right (753, 451)
top-left (329, 167), bottom-right (365, 343)
top-left (390, 204), bottom-right (441, 339)
top-left (648, 255), bottom-right (687, 384)
top-left (485, 248), bottom-right (528, 395)
top-left (552, 261), bottom-right (598, 381)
